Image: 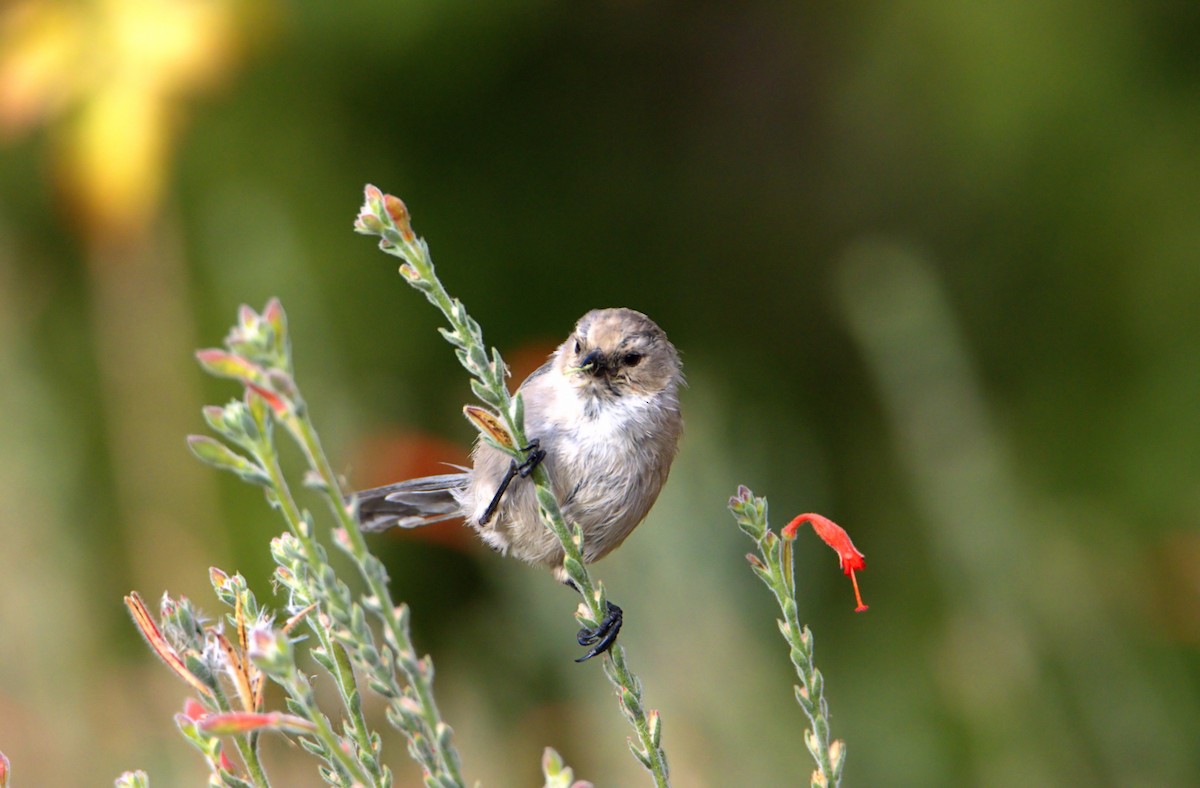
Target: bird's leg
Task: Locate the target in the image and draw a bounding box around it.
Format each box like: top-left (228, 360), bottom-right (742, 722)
top-left (478, 439), bottom-right (547, 525)
top-left (564, 578), bottom-right (623, 662)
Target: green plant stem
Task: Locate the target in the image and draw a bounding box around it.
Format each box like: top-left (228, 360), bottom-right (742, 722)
top-left (191, 301), bottom-right (460, 786)
top-left (208, 681), bottom-right (270, 788)
top-left (240, 739), bottom-right (270, 788)
top-left (729, 488), bottom-right (844, 787)
top-left (360, 192), bottom-right (669, 786)
top-left (257, 440), bottom-right (379, 787)
top-left (533, 484), bottom-right (668, 788)
top-left (608, 646), bottom-right (668, 787)
top-left (293, 414), bottom-right (464, 787)
top-left (777, 539), bottom-right (835, 780)
top-left (329, 640), bottom-right (376, 769)
top-left (291, 673), bottom-right (372, 786)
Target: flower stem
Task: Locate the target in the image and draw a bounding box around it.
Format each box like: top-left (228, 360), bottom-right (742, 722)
top-left (255, 437), bottom-right (380, 787)
top-left (728, 486), bottom-right (846, 787)
top-left (220, 698), bottom-right (271, 788)
top-left (186, 299), bottom-right (463, 786)
top-left (356, 186), bottom-right (670, 786)
top-left (292, 413), bottom-right (464, 786)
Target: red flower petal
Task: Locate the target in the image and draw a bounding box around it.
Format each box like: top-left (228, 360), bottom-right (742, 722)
top-left (783, 514), bottom-right (869, 613)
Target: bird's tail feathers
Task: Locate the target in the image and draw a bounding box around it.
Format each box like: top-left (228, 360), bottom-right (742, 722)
top-left (351, 473), bottom-right (468, 532)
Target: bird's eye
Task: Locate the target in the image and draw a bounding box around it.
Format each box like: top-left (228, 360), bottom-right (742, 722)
top-left (623, 352), bottom-right (643, 367)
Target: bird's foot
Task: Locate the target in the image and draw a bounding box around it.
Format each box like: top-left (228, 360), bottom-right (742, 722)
top-left (480, 439), bottom-right (546, 525)
top-left (575, 600), bottom-right (623, 662)
top-left (515, 438), bottom-right (546, 478)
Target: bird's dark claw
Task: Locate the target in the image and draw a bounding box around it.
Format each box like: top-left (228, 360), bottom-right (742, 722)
top-left (480, 439), bottom-right (546, 525)
top-left (515, 439), bottom-right (547, 478)
top-left (575, 601), bottom-right (623, 662)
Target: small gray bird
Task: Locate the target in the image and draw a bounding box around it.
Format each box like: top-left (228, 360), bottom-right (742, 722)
top-left (353, 307), bottom-right (684, 660)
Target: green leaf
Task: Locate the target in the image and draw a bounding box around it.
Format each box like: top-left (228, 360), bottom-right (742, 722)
top-left (218, 768), bottom-right (254, 788)
top-left (627, 740), bottom-right (653, 769)
top-left (510, 390), bottom-right (525, 429)
top-left (562, 557), bottom-right (588, 587)
top-left (534, 485), bottom-right (561, 513)
top-left (469, 378), bottom-right (503, 408)
top-left (437, 326), bottom-right (465, 348)
top-left (195, 349), bottom-right (262, 382)
top-left (489, 347), bottom-right (507, 380)
top-left (187, 436), bottom-right (270, 486)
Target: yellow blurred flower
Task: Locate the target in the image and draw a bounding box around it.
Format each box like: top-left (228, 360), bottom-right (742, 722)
top-left (0, 0), bottom-right (251, 242)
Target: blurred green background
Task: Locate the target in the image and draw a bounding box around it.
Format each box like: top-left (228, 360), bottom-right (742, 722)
top-left (2, 1), bottom-right (1198, 785)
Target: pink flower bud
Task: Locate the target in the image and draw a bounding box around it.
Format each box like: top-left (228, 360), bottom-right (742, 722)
top-left (184, 697), bottom-right (207, 721)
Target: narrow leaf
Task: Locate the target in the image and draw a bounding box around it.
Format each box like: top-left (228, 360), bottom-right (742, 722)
top-left (187, 436), bottom-right (269, 485)
top-left (195, 349), bottom-right (262, 382)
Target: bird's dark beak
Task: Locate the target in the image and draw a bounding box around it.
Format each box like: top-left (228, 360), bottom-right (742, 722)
top-left (580, 349), bottom-right (607, 376)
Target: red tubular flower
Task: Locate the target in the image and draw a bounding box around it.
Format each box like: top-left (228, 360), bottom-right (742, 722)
top-left (783, 514), bottom-right (869, 612)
